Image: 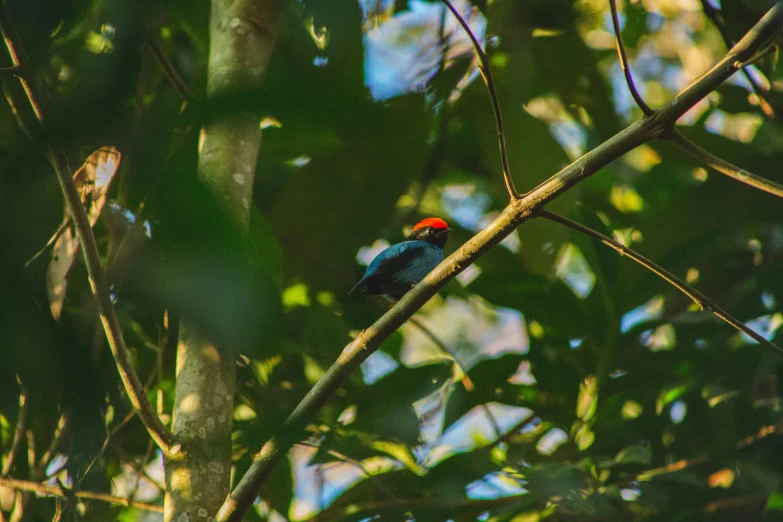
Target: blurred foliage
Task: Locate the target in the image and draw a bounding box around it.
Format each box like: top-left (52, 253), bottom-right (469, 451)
top-left (2, 0), bottom-right (783, 520)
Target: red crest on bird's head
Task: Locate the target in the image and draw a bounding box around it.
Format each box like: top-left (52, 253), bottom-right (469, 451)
top-left (413, 217), bottom-right (449, 231)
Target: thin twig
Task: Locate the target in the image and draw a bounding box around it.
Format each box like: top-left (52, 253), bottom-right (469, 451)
top-left (699, 0), bottom-right (779, 118)
top-left (126, 440), bottom-right (155, 502)
top-left (738, 44), bottom-right (778, 68)
top-left (296, 440), bottom-right (402, 508)
top-left (669, 130), bottom-right (783, 198)
top-left (609, 0), bottom-right (654, 115)
top-left (611, 3), bottom-right (783, 198)
top-left (23, 219), bottom-right (69, 268)
top-left (439, 0), bottom-right (518, 199)
top-left (1, 379), bottom-right (27, 476)
top-left (6, 415), bottom-right (67, 522)
top-left (0, 66), bottom-right (31, 140)
top-left (52, 109), bottom-right (176, 456)
top-left (142, 468), bottom-right (165, 491)
top-left (79, 362), bottom-right (164, 484)
top-left (38, 415), bottom-right (67, 475)
top-left (51, 494), bottom-right (65, 522)
top-left (540, 210), bottom-right (783, 357)
top-left (142, 25), bottom-right (193, 103)
top-left (0, 8), bottom-right (42, 123)
top-left (480, 404), bottom-right (501, 439)
top-left (8, 431), bottom-right (36, 522)
top-left (0, 3), bottom-right (177, 455)
top-left (216, 5), bottom-right (783, 521)
top-left (0, 476), bottom-right (164, 513)
top-left (23, 432), bottom-right (33, 476)
top-left (7, 492), bottom-right (22, 522)
top-left (610, 1), bottom-right (783, 207)
top-left (157, 310), bottom-right (174, 415)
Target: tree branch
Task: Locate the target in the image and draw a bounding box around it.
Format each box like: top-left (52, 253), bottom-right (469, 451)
top-left (739, 43), bottom-right (778, 68)
top-left (609, 1), bottom-right (783, 198)
top-left (609, 0), bottom-right (654, 114)
top-left (699, 0), bottom-right (780, 119)
top-left (0, 8), bottom-right (42, 124)
top-left (1, 379), bottom-right (27, 476)
top-left (0, 477), bottom-right (163, 513)
top-left (0, 3), bottom-right (177, 455)
top-left (37, 416), bottom-right (67, 476)
top-left (0, 53), bottom-right (31, 142)
top-left (23, 218), bottom-right (69, 268)
top-left (540, 210), bottom-right (783, 356)
top-left (78, 361), bottom-right (164, 486)
top-left (296, 440), bottom-right (403, 510)
top-left (216, 4), bottom-right (783, 521)
top-left (439, 0), bottom-right (518, 199)
top-left (668, 130), bottom-right (783, 198)
top-left (142, 25), bottom-right (193, 103)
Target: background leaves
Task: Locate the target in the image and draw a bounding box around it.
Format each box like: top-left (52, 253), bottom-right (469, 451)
top-left (1, 0), bottom-right (783, 520)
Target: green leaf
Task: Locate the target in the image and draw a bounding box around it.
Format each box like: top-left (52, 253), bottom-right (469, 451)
top-left (369, 439), bottom-right (427, 476)
top-left (576, 375), bottom-right (598, 422)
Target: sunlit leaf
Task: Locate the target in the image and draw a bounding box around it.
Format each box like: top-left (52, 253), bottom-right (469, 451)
top-left (46, 226), bottom-right (80, 319)
top-left (45, 146), bottom-right (121, 319)
top-left (555, 243), bottom-right (595, 299)
top-left (609, 184), bottom-right (645, 213)
top-left (656, 384), bottom-right (689, 416)
top-left (621, 400), bottom-right (643, 420)
top-left (574, 424), bottom-right (595, 451)
top-left (708, 468), bottom-right (735, 488)
top-left (369, 440), bottom-right (427, 476)
top-left (576, 375), bottom-right (598, 422)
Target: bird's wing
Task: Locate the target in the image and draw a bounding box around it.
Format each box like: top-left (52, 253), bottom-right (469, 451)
top-left (366, 241), bottom-right (426, 274)
top-left (349, 241), bottom-right (426, 294)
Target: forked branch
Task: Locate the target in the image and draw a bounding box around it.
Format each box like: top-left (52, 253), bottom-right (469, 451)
top-left (440, 0), bottom-right (518, 199)
top-left (699, 0), bottom-right (780, 118)
top-left (609, 0), bottom-right (653, 115)
top-left (0, 477), bottom-right (163, 514)
top-left (217, 4), bottom-right (783, 521)
top-left (607, 0), bottom-right (783, 198)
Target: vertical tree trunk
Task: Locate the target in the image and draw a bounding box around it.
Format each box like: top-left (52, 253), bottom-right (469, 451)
top-left (163, 1), bottom-right (282, 520)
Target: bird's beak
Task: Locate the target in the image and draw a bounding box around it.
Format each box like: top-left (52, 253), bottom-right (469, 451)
top-left (447, 228), bottom-right (454, 232)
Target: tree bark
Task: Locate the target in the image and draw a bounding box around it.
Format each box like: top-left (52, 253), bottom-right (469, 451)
top-left (163, 1), bottom-right (282, 520)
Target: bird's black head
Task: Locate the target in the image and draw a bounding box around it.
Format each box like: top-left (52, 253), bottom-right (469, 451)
top-left (407, 217), bottom-right (450, 249)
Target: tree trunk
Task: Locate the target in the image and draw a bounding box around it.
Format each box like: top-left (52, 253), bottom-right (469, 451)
top-left (163, 1), bottom-right (282, 520)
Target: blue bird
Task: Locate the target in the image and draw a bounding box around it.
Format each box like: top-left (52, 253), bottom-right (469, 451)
top-left (350, 217), bottom-right (451, 301)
